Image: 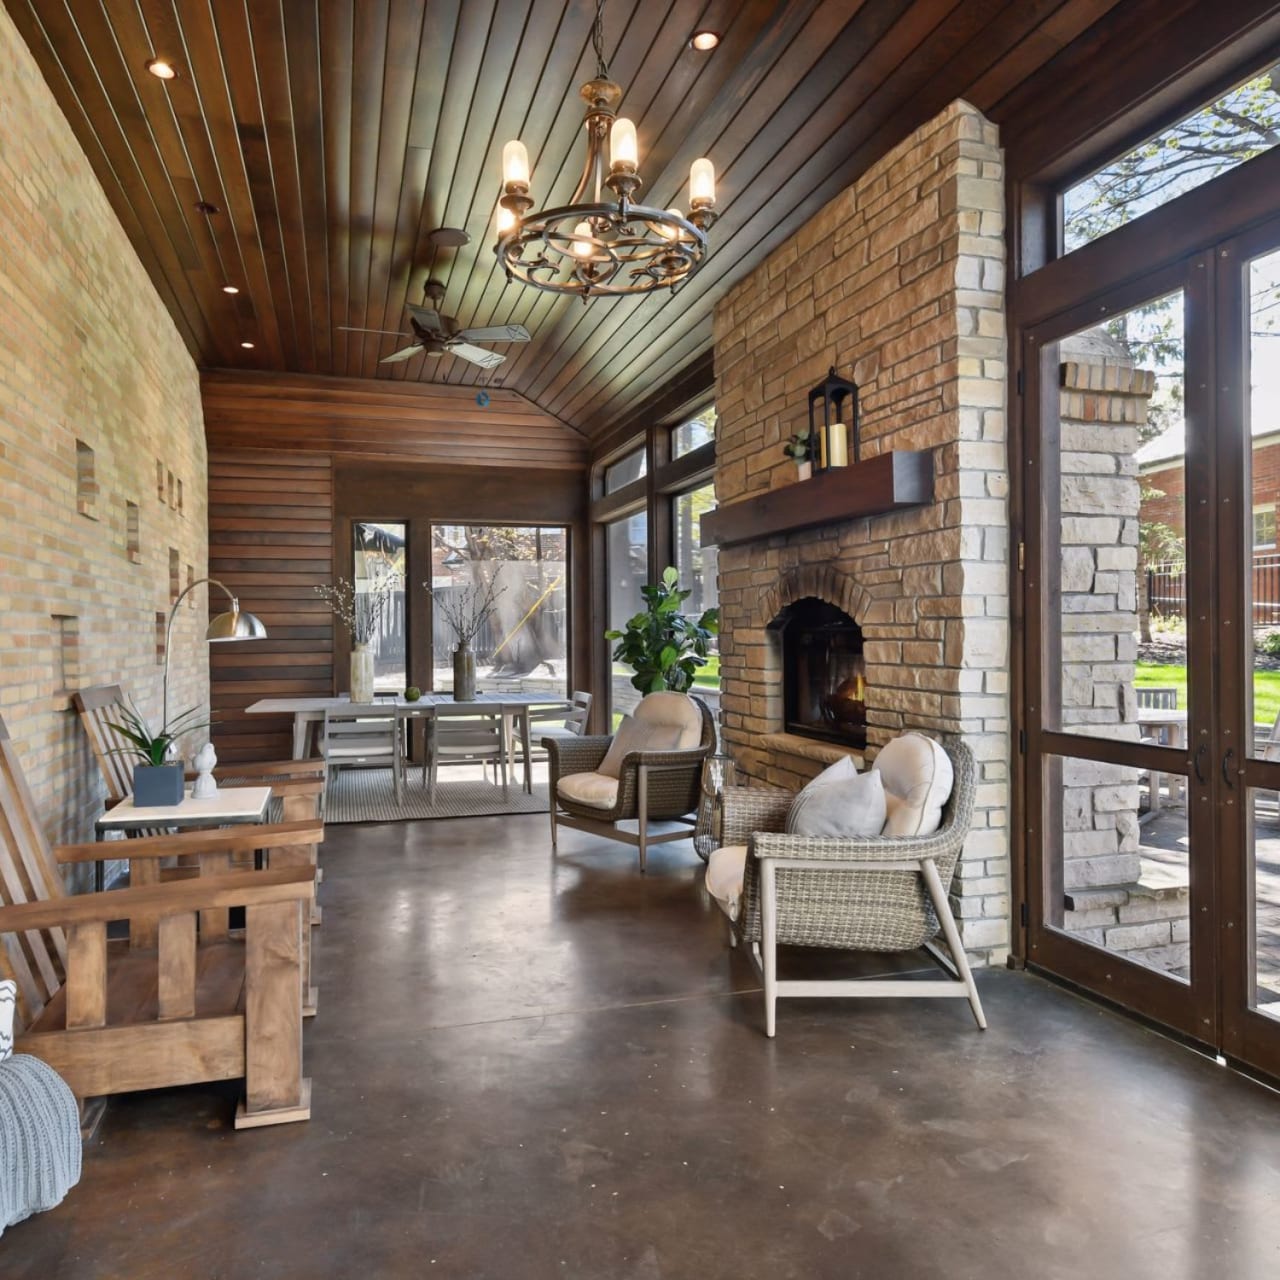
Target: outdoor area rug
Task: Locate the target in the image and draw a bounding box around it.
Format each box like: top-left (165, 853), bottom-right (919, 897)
top-left (324, 767), bottom-right (550, 824)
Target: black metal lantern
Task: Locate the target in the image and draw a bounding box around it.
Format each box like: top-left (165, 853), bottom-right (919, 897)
top-left (807, 366), bottom-right (860, 472)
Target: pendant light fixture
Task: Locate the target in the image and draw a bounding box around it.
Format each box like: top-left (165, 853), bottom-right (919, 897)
top-left (494, 0), bottom-right (718, 299)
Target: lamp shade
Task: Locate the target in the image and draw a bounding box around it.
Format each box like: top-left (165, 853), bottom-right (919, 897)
top-left (206, 605), bottom-right (267, 641)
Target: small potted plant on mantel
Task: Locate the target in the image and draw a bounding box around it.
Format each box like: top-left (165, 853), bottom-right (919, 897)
top-left (783, 428), bottom-right (813, 481)
top-left (107, 701), bottom-right (209, 807)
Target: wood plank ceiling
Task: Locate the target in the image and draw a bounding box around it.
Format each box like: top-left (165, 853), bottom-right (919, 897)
top-left (7, 0), bottom-right (1137, 439)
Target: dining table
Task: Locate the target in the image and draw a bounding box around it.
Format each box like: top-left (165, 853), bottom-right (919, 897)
top-left (243, 691), bottom-right (570, 794)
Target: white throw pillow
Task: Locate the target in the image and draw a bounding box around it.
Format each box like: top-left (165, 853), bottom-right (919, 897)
top-left (599, 715), bottom-right (684, 779)
top-left (785, 756), bottom-right (886, 838)
top-left (0, 979), bottom-right (15, 1061)
top-left (633, 692), bottom-right (703, 749)
top-left (705, 844), bottom-right (748, 920)
top-left (873, 733), bottom-right (954, 837)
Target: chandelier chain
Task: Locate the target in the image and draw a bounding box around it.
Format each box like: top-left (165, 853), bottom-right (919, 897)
top-left (592, 0), bottom-right (608, 79)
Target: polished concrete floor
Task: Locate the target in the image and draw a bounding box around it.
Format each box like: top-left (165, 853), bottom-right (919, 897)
top-left (7, 816), bottom-right (1280, 1279)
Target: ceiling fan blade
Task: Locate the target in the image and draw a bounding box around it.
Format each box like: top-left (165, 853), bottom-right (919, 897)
top-left (455, 324), bottom-right (531, 343)
top-left (338, 325), bottom-right (410, 335)
top-left (406, 304), bottom-right (443, 333)
top-left (447, 342), bottom-right (506, 370)
top-left (380, 344), bottom-right (423, 364)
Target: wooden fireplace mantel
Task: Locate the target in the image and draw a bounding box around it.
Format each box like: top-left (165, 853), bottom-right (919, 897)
top-left (700, 450), bottom-right (933, 549)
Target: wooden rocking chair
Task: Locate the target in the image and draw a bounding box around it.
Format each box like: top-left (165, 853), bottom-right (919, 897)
top-left (0, 713), bottom-right (321, 1128)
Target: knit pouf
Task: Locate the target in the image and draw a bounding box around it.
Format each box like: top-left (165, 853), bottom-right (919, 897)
top-left (0, 1055), bottom-right (82, 1237)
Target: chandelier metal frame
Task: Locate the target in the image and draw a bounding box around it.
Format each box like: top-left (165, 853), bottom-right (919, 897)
top-left (493, 2), bottom-right (717, 299)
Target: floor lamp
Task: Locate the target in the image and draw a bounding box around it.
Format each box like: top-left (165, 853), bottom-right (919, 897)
top-left (163, 576), bottom-right (267, 730)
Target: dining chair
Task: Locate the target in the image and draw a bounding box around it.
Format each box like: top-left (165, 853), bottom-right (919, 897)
top-left (321, 705), bottom-right (404, 806)
top-left (513, 691), bottom-right (593, 788)
top-left (424, 705), bottom-right (508, 804)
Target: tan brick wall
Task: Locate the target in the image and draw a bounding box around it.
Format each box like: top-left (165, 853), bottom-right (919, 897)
top-left (712, 100), bottom-right (1011, 963)
top-left (0, 7), bottom-right (207, 853)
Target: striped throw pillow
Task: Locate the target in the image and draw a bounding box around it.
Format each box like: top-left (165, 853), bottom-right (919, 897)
top-left (0, 980), bottom-right (15, 1061)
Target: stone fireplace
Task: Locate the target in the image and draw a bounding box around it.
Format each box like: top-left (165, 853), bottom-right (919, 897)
top-left (710, 100), bottom-right (1012, 964)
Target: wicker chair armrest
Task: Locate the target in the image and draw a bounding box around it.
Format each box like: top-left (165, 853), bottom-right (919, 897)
top-left (545, 735), bottom-right (611, 777)
top-left (751, 827), bottom-right (961, 864)
top-left (721, 788), bottom-right (793, 843)
top-left (625, 745), bottom-right (710, 771)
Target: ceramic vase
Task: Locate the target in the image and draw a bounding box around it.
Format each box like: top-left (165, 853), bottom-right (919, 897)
top-left (350, 642), bottom-right (375, 704)
top-left (453, 641), bottom-right (476, 702)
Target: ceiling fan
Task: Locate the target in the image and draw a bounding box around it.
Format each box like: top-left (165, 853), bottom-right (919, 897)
top-left (340, 279), bottom-right (531, 369)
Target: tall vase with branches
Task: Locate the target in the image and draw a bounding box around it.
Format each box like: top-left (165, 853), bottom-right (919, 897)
top-left (423, 569), bottom-right (506, 700)
top-left (316, 567), bottom-right (399, 703)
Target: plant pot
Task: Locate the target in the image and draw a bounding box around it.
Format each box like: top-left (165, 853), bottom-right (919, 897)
top-left (453, 642), bottom-right (476, 702)
top-left (133, 763), bottom-right (184, 808)
top-left (350, 642), bottom-right (375, 704)
top-left (796, 460), bottom-right (812, 481)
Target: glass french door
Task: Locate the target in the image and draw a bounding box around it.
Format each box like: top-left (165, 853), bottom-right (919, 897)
top-left (1026, 226), bottom-right (1280, 1076)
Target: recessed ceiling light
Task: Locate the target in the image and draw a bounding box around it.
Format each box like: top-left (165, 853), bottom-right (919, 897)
top-left (222, 284), bottom-right (240, 294)
top-left (690, 30), bottom-right (720, 51)
top-left (145, 58), bottom-right (178, 80)
top-left (240, 340), bottom-right (255, 349)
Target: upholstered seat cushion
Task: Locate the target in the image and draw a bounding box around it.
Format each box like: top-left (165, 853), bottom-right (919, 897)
top-left (556, 771), bottom-right (619, 810)
top-left (705, 844), bottom-right (747, 920)
top-left (785, 755), bottom-right (886, 838)
top-left (873, 732), bottom-right (954, 837)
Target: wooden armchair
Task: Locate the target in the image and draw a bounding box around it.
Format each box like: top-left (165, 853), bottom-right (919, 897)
top-left (708, 737), bottom-right (985, 1036)
top-left (546, 694), bottom-right (715, 871)
top-left (0, 713), bottom-right (320, 1127)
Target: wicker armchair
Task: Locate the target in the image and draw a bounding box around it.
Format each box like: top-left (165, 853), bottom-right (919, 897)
top-left (546, 696), bottom-right (715, 872)
top-left (712, 737), bottom-right (985, 1036)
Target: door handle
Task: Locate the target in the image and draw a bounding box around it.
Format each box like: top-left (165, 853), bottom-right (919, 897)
top-left (1222, 747), bottom-right (1236, 789)
top-left (1194, 743), bottom-right (1208, 786)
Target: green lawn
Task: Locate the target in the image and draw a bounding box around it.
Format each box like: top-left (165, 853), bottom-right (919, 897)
top-left (1137, 663), bottom-right (1280, 727)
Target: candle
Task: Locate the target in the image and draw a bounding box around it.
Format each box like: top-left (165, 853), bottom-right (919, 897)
top-left (828, 421), bottom-right (849, 467)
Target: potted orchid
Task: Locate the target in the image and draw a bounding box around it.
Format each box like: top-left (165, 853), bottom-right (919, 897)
top-left (107, 700), bottom-right (209, 807)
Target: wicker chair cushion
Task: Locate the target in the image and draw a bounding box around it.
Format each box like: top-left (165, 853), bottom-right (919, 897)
top-left (785, 757), bottom-right (886, 837)
top-left (599, 715), bottom-right (685, 779)
top-left (874, 733), bottom-right (953, 836)
top-left (556, 771), bottom-right (619, 809)
top-left (633, 692), bottom-right (703, 743)
top-left (705, 844), bottom-right (748, 919)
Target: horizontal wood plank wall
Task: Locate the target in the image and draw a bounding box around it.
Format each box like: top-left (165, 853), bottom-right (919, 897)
top-left (207, 449), bottom-right (334, 763)
top-left (202, 370), bottom-right (588, 470)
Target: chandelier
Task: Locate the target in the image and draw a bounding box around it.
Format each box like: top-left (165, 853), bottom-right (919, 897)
top-left (493, 0), bottom-right (717, 299)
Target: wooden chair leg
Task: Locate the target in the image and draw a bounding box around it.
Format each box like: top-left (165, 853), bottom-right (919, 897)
top-left (550, 796), bottom-right (558, 852)
top-left (236, 898), bottom-right (311, 1128)
top-left (920, 856), bottom-right (987, 1030)
top-left (760, 858), bottom-right (778, 1038)
top-left (637, 766), bottom-right (649, 874)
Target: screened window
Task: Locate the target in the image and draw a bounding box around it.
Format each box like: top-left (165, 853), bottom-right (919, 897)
top-left (674, 482), bottom-right (719, 694)
top-left (428, 525), bottom-right (568, 695)
top-left (1062, 67), bottom-right (1280, 254)
top-left (606, 513), bottom-right (648, 719)
top-left (604, 448), bottom-right (647, 494)
top-left (1254, 505), bottom-right (1277, 550)
top-left (353, 522), bottom-right (406, 693)
top-left (672, 407), bottom-right (716, 459)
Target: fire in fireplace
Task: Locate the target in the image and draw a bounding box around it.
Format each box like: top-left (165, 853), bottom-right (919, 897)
top-left (768, 597), bottom-right (866, 748)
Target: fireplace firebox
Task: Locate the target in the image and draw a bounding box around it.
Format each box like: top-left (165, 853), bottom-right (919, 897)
top-left (769, 597), bottom-right (866, 748)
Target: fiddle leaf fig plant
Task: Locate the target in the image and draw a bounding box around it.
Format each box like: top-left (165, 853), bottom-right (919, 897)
top-left (605, 566), bottom-right (719, 695)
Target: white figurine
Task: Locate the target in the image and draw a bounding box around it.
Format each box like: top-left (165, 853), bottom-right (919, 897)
top-left (191, 741), bottom-right (218, 799)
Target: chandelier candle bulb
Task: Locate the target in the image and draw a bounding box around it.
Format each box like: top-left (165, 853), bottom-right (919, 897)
top-left (572, 221), bottom-right (594, 258)
top-left (610, 118), bottom-right (638, 171)
top-left (690, 158), bottom-right (715, 207)
top-left (496, 204), bottom-right (517, 235)
top-left (502, 139), bottom-right (530, 187)
top-left (657, 210), bottom-right (684, 241)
